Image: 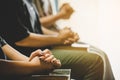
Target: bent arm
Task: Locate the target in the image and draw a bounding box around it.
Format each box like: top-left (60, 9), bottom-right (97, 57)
top-left (0, 59), bottom-right (35, 76)
top-left (0, 36), bottom-right (29, 61)
top-left (40, 3), bottom-right (74, 27)
top-left (0, 56), bottom-right (54, 76)
top-left (0, 37), bottom-right (56, 76)
top-left (0, 44), bottom-right (40, 75)
top-left (40, 13), bottom-right (63, 27)
top-left (0, 46), bottom-right (58, 76)
top-left (41, 27), bottom-right (59, 35)
top-left (15, 28), bottom-right (78, 48)
top-left (1, 44), bottom-right (29, 61)
top-left (15, 33), bottom-right (62, 47)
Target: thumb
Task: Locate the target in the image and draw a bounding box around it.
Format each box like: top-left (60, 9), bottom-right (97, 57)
top-left (29, 49), bottom-right (43, 61)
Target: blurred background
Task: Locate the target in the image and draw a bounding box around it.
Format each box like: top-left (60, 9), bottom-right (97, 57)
top-left (54, 0), bottom-right (120, 79)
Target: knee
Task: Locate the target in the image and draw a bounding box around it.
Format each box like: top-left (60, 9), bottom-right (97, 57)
top-left (92, 54), bottom-right (104, 67)
top-left (87, 53), bottom-right (104, 72)
top-left (89, 53), bottom-right (104, 65)
top-left (94, 54), bottom-right (104, 79)
top-left (96, 54), bottom-right (104, 68)
top-left (87, 54), bottom-right (104, 79)
top-left (92, 54), bottom-right (104, 75)
top-left (82, 54), bottom-right (104, 80)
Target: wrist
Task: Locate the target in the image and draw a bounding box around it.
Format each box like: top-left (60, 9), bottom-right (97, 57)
top-left (30, 57), bottom-right (53, 70)
top-left (56, 34), bottom-right (64, 45)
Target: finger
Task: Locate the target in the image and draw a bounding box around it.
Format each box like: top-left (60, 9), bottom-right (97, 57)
top-left (39, 56), bottom-right (45, 61)
top-left (64, 40), bottom-right (73, 45)
top-left (60, 3), bottom-right (69, 10)
top-left (40, 53), bottom-right (52, 61)
top-left (68, 38), bottom-right (75, 43)
top-left (69, 32), bottom-right (74, 37)
top-left (44, 55), bottom-right (54, 63)
top-left (64, 3), bottom-right (74, 13)
top-left (74, 33), bottom-right (80, 42)
top-left (44, 53), bottom-right (51, 58)
top-left (63, 27), bottom-right (71, 30)
top-left (51, 58), bottom-right (57, 64)
top-left (39, 54), bottom-right (53, 63)
top-left (43, 49), bottom-right (52, 55)
top-left (63, 28), bottom-right (74, 37)
top-left (29, 49), bottom-right (42, 61)
top-left (69, 7), bottom-right (74, 12)
top-left (52, 59), bottom-right (61, 68)
top-left (66, 5), bottom-right (74, 12)
top-left (64, 40), bottom-right (70, 45)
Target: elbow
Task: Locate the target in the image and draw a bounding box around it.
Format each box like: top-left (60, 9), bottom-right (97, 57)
top-left (15, 36), bottom-right (31, 47)
top-left (15, 39), bottom-right (30, 47)
top-left (15, 41), bottom-right (26, 47)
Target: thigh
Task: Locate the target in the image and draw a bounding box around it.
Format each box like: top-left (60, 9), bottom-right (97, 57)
top-left (51, 49), bottom-right (98, 66)
top-left (51, 48), bottom-right (103, 80)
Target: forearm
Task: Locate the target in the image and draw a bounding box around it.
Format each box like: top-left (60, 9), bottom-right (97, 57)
top-left (1, 44), bottom-right (29, 61)
top-left (40, 13), bottom-right (62, 27)
top-left (15, 33), bottom-right (62, 48)
top-left (0, 57), bottom-right (54, 76)
top-left (0, 59), bottom-right (36, 76)
top-left (40, 3), bottom-right (74, 28)
top-left (42, 27), bottom-right (59, 35)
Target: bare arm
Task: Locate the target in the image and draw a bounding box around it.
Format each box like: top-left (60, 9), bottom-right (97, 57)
top-left (2, 44), bottom-right (29, 61)
top-left (0, 59), bottom-right (36, 76)
top-left (0, 38), bottom-right (61, 76)
top-left (40, 12), bottom-right (63, 27)
top-left (0, 44), bottom-right (52, 75)
top-left (15, 33), bottom-right (61, 48)
top-left (0, 45), bottom-right (58, 76)
top-left (40, 3), bottom-right (74, 27)
top-left (15, 28), bottom-right (78, 48)
top-left (41, 27), bottom-right (59, 35)
top-left (0, 56), bottom-right (53, 76)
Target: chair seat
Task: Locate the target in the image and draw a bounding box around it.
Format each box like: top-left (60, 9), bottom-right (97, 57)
top-left (22, 69), bottom-right (71, 80)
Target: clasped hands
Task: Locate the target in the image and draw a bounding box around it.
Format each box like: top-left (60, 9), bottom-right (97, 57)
top-left (59, 3), bottom-right (74, 19)
top-left (29, 49), bottom-right (61, 70)
top-left (58, 27), bottom-right (79, 45)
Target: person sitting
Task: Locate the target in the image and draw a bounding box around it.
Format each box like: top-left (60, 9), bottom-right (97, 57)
top-left (33, 0), bottom-right (74, 31)
top-left (0, 0), bottom-right (104, 80)
top-left (0, 36), bottom-right (61, 79)
top-left (33, 0), bottom-right (115, 80)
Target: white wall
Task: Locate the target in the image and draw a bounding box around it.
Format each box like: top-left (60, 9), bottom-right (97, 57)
top-left (58, 0), bottom-right (120, 79)
top-left (58, 0), bottom-right (100, 45)
top-left (97, 0), bottom-right (120, 79)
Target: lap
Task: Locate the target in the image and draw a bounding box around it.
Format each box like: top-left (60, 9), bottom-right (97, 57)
top-left (51, 48), bottom-right (104, 80)
top-left (51, 48), bottom-right (102, 67)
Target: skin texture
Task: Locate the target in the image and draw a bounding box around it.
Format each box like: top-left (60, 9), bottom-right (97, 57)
top-left (15, 27), bottom-right (79, 48)
top-left (0, 44), bottom-right (61, 76)
top-left (40, 3), bottom-right (74, 28)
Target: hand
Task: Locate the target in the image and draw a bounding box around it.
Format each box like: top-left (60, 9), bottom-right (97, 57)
top-left (59, 3), bottom-right (74, 19)
top-left (29, 49), bottom-right (52, 70)
top-left (30, 56), bottom-right (54, 73)
top-left (40, 49), bottom-right (61, 68)
top-left (64, 32), bottom-right (79, 45)
top-left (29, 49), bottom-right (43, 61)
top-left (58, 27), bottom-right (80, 45)
top-left (29, 49), bottom-right (61, 69)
